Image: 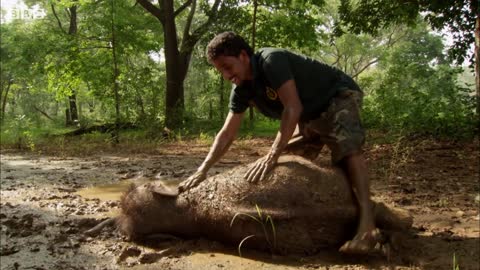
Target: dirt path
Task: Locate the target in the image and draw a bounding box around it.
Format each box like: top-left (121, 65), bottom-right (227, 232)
top-left (0, 138), bottom-right (479, 270)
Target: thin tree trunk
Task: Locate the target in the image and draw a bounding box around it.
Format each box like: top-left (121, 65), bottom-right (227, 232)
top-left (135, 87), bottom-right (146, 121)
top-left (249, 0), bottom-right (258, 129)
top-left (1, 78), bottom-right (12, 124)
top-left (111, 0), bottom-right (121, 144)
top-left (219, 75), bottom-right (225, 121)
top-left (68, 91), bottom-right (78, 124)
top-left (475, 2), bottom-right (479, 130)
top-left (66, 5), bottom-right (79, 126)
top-left (66, 108), bottom-right (71, 125)
top-left (68, 6), bottom-right (77, 34)
top-left (209, 101), bottom-right (213, 120)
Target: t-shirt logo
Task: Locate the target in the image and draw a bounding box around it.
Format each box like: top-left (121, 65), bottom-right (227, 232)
top-left (266, 87), bottom-right (278, 100)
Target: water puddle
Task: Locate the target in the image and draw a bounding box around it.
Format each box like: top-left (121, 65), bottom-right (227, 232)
top-left (129, 252), bottom-right (293, 270)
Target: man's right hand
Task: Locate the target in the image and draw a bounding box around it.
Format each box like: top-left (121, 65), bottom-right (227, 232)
top-left (178, 170), bottom-right (207, 192)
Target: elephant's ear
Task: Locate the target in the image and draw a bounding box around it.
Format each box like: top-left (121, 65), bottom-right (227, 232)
top-left (148, 182), bottom-right (179, 197)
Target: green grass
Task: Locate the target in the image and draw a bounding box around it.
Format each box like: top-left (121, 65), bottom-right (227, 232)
top-left (230, 204), bottom-right (277, 256)
top-left (0, 118), bottom-right (76, 150)
top-left (453, 253), bottom-right (460, 270)
top-left (2, 114), bottom-right (475, 156)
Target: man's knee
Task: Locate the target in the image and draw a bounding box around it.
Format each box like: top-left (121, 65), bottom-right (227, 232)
top-left (284, 136), bottom-right (324, 160)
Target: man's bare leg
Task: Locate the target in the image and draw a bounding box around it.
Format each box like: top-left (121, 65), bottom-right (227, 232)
top-left (283, 125), bottom-right (323, 161)
top-left (339, 152), bottom-right (379, 254)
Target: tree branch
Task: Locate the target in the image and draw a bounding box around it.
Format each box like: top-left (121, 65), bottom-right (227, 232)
top-left (136, 0), bottom-right (165, 24)
top-left (174, 0), bottom-right (193, 17)
top-left (79, 46), bottom-right (112, 50)
top-left (190, 0), bottom-right (221, 40)
top-left (65, 7), bottom-right (71, 20)
top-left (352, 58), bottom-right (379, 78)
top-left (332, 42), bottom-right (341, 66)
top-left (34, 106), bottom-right (55, 121)
top-left (181, 0), bottom-right (196, 42)
top-left (179, 0), bottom-right (221, 54)
top-left (51, 4), bottom-right (67, 34)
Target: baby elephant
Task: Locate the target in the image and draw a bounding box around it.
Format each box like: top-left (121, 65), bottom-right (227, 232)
top-left (115, 155), bottom-right (412, 255)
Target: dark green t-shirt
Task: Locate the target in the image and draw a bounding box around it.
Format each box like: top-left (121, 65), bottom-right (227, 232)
top-left (229, 48), bottom-right (361, 121)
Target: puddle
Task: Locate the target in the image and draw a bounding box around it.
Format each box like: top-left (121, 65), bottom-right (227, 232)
top-left (76, 178), bottom-right (183, 202)
top-left (129, 252), bottom-right (297, 270)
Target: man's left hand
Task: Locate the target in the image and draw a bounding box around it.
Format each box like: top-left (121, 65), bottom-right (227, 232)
top-left (245, 154), bottom-right (278, 183)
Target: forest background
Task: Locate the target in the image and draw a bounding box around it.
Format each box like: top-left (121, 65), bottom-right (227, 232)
top-left (0, 0), bottom-right (478, 149)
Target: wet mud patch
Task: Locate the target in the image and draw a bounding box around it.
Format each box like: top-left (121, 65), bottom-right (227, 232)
top-left (1, 138), bottom-right (479, 269)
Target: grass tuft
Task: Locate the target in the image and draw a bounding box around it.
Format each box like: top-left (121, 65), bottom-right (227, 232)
top-left (230, 204), bottom-right (277, 256)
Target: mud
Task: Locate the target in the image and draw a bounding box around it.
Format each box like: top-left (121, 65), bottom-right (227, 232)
top-left (0, 138), bottom-right (479, 269)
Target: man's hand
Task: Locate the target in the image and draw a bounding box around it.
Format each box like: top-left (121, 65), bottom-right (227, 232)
top-left (245, 154), bottom-right (278, 183)
top-left (178, 170), bottom-right (207, 192)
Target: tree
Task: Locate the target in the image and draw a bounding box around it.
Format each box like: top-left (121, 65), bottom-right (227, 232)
top-left (337, 0), bottom-right (479, 128)
top-left (50, 0), bottom-right (80, 125)
top-left (136, 0), bottom-right (224, 129)
top-left (0, 20), bottom-right (55, 125)
top-left (359, 24), bottom-right (476, 137)
top-left (17, 0), bottom-right (163, 133)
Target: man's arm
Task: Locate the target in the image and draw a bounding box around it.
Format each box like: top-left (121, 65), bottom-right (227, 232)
top-left (270, 79), bottom-right (303, 159)
top-left (198, 111), bottom-right (244, 173)
top-left (179, 111), bottom-right (244, 191)
top-left (245, 79), bottom-right (303, 182)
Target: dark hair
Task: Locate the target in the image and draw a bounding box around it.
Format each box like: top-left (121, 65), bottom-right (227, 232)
top-left (206, 32), bottom-right (253, 63)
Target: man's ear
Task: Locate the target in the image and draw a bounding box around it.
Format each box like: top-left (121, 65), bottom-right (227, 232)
top-left (239, 49), bottom-right (250, 60)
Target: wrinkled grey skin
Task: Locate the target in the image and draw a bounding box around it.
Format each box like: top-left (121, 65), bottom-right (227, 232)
top-left (110, 155), bottom-right (412, 254)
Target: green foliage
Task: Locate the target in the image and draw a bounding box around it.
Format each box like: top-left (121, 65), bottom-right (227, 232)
top-left (1, 115), bottom-right (35, 150)
top-left (0, 116), bottom-right (78, 150)
top-left (254, 2), bottom-right (321, 51)
top-left (239, 116), bottom-right (279, 137)
top-left (338, 0), bottom-right (476, 65)
top-left (360, 26), bottom-right (477, 138)
top-left (2, 0), bottom-right (476, 143)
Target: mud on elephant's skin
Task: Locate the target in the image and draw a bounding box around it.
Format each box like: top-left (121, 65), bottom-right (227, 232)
top-left (114, 155), bottom-right (412, 254)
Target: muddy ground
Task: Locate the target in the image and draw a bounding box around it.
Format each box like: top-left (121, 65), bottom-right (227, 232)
top-left (0, 137), bottom-right (479, 270)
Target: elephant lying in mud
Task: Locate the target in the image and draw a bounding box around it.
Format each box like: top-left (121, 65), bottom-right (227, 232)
top-left (92, 155), bottom-right (412, 254)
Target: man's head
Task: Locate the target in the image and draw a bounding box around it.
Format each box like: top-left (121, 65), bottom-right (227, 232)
top-left (206, 32), bottom-right (253, 85)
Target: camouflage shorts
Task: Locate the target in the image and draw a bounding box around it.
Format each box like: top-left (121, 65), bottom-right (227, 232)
top-left (286, 90), bottom-right (365, 164)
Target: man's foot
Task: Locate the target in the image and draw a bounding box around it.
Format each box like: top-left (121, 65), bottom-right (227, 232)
top-left (339, 228), bottom-right (386, 255)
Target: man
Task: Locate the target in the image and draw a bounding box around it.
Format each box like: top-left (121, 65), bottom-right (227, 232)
top-left (179, 32), bottom-right (379, 254)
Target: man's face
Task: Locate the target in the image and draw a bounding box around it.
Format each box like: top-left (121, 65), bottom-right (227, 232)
top-left (212, 50), bottom-right (252, 86)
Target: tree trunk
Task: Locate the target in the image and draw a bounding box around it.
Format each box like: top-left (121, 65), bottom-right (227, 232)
top-left (475, 4), bottom-right (479, 130)
top-left (111, 0), bottom-right (121, 144)
top-left (68, 5), bottom-right (77, 34)
top-left (0, 78), bottom-right (12, 124)
top-left (209, 101), bottom-right (213, 120)
top-left (137, 0), bottom-right (222, 129)
top-left (249, 0), bottom-right (258, 129)
top-left (135, 87), bottom-right (146, 122)
top-left (162, 0), bottom-right (181, 128)
top-left (66, 108), bottom-right (72, 125)
top-left (66, 5), bottom-right (79, 126)
top-left (67, 92), bottom-right (78, 125)
top-left (219, 75), bottom-right (225, 121)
